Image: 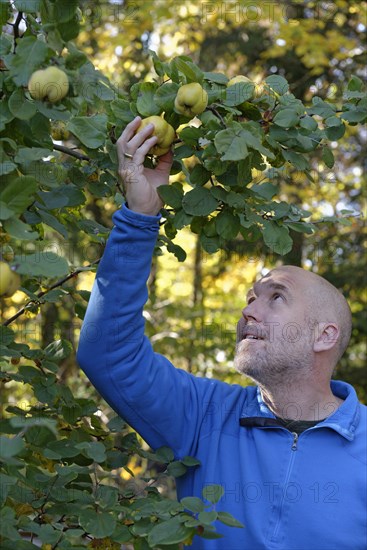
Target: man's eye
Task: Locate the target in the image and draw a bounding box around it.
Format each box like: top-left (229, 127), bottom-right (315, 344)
top-left (272, 293), bottom-right (283, 301)
top-left (247, 297), bottom-right (255, 305)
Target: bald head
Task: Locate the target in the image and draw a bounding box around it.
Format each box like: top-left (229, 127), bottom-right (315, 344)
top-left (271, 266), bottom-right (352, 362)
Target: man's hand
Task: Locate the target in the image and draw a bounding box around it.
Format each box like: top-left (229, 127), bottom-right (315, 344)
top-left (116, 116), bottom-right (174, 216)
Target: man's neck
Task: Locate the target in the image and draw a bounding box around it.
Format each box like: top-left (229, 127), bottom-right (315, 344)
top-left (259, 381), bottom-right (344, 421)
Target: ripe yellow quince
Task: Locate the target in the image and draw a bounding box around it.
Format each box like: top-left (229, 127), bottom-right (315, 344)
top-left (0, 262), bottom-right (20, 297)
top-left (28, 66), bottom-right (69, 103)
top-left (0, 261), bottom-right (13, 295)
top-left (5, 271), bottom-right (21, 298)
top-left (174, 82), bottom-right (208, 118)
top-left (136, 116), bottom-right (175, 156)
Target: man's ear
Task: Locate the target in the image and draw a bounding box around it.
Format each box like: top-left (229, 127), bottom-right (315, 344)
top-left (313, 322), bottom-right (340, 352)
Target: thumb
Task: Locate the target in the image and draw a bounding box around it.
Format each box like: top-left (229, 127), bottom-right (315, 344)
top-left (155, 149), bottom-right (174, 174)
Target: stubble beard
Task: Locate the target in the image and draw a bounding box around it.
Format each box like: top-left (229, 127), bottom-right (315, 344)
top-left (234, 335), bottom-right (314, 387)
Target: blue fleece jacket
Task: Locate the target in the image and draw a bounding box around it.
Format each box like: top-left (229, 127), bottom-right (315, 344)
top-left (77, 205), bottom-right (367, 550)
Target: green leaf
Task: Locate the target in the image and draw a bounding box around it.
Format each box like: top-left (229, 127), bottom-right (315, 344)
top-left (285, 221), bottom-right (314, 234)
top-left (7, 36), bottom-right (49, 86)
top-left (107, 416), bottom-right (125, 432)
top-left (67, 114), bottom-right (107, 149)
top-left (202, 484), bottom-right (224, 504)
top-left (76, 441), bottom-right (106, 463)
top-left (15, 147), bottom-right (52, 163)
top-left (215, 210), bottom-right (240, 239)
top-left (263, 221), bottom-right (293, 255)
top-left (38, 524), bottom-right (62, 545)
top-left (204, 71), bottom-right (228, 84)
top-left (0, 506), bottom-right (21, 541)
top-left (181, 497), bottom-right (205, 513)
top-left (158, 185), bottom-right (184, 209)
top-left (322, 146), bottom-right (335, 169)
top-left (37, 208), bottom-right (68, 238)
top-left (148, 516), bottom-right (192, 547)
top-left (149, 49), bottom-right (165, 76)
top-left (1, 176), bottom-right (38, 213)
top-left (173, 57), bottom-right (203, 83)
top-left (14, 252), bottom-right (69, 277)
top-left (325, 116), bottom-right (341, 127)
top-left (299, 116), bottom-right (318, 131)
top-left (79, 509), bottom-right (116, 538)
top-left (110, 99), bottom-right (134, 124)
top-left (251, 182), bottom-right (278, 200)
top-left (0, 201), bottom-right (14, 220)
top-left (10, 417), bottom-right (58, 435)
top-left (136, 82), bottom-right (161, 116)
top-left (3, 217), bottom-right (39, 240)
top-left (167, 460), bottom-right (187, 477)
top-left (265, 75), bottom-right (289, 95)
top-left (282, 150), bottom-right (309, 170)
top-left (154, 82), bottom-right (180, 111)
top-left (198, 511), bottom-right (218, 525)
top-left (340, 109), bottom-right (367, 124)
top-left (15, 1), bottom-right (42, 12)
top-left (0, 326), bottom-right (15, 345)
top-left (190, 164), bottom-right (211, 186)
top-left (155, 446), bottom-right (175, 463)
top-left (347, 75), bottom-right (363, 92)
top-left (0, 474), bottom-right (17, 506)
top-left (224, 82), bottom-right (255, 106)
top-left (214, 128), bottom-right (248, 161)
top-left (273, 109), bottom-right (300, 128)
top-left (0, 435), bottom-right (25, 459)
top-left (182, 187), bottom-right (219, 216)
top-left (172, 209), bottom-right (193, 229)
top-left (8, 88), bottom-right (37, 120)
top-left (179, 126), bottom-right (203, 147)
top-left (181, 455), bottom-right (201, 467)
top-left (44, 339), bottom-right (73, 360)
top-left (309, 97), bottom-right (336, 118)
top-left (217, 511), bottom-right (244, 528)
top-left (325, 123), bottom-right (345, 140)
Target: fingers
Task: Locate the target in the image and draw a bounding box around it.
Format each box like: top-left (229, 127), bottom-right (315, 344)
top-left (117, 116), bottom-right (156, 161)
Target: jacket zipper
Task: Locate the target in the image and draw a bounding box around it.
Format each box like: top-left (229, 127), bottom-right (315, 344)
top-left (270, 431), bottom-right (299, 543)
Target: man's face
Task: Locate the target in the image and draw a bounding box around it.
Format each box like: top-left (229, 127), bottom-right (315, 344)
top-left (234, 268), bottom-right (316, 385)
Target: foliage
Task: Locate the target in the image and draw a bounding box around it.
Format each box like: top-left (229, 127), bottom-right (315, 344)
top-left (0, 326), bottom-right (241, 548)
top-left (0, 0), bottom-right (366, 548)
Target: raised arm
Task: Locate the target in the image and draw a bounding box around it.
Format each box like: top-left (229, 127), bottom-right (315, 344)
top-left (76, 118), bottom-right (219, 457)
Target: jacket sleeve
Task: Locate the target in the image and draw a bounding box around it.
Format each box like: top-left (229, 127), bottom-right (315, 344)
top-left (76, 205), bottom-right (218, 458)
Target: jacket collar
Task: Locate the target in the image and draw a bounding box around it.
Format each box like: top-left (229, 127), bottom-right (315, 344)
top-left (239, 380), bottom-right (361, 441)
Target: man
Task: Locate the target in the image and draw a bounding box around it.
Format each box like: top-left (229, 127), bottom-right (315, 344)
top-left (77, 117), bottom-right (367, 549)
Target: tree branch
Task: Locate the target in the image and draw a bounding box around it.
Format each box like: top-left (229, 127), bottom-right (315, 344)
top-left (2, 259), bottom-right (101, 327)
top-left (53, 143), bottom-right (91, 161)
top-left (13, 11), bottom-right (23, 45)
top-left (207, 106), bottom-right (226, 127)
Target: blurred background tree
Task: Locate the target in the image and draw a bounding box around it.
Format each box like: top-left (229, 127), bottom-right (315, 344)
top-left (73, 0), bottom-right (366, 398)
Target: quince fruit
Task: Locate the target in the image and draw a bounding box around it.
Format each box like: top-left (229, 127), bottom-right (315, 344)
top-left (51, 121), bottom-right (70, 141)
top-left (136, 116), bottom-right (175, 156)
top-left (28, 66), bottom-right (69, 103)
top-left (174, 82), bottom-right (208, 118)
top-left (0, 262), bottom-right (20, 297)
top-left (0, 261), bottom-right (12, 295)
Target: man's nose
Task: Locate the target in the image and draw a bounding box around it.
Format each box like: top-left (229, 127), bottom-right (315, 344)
top-left (241, 300), bottom-right (260, 322)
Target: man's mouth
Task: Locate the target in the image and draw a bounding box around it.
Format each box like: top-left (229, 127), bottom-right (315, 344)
top-left (242, 329), bottom-right (264, 341)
